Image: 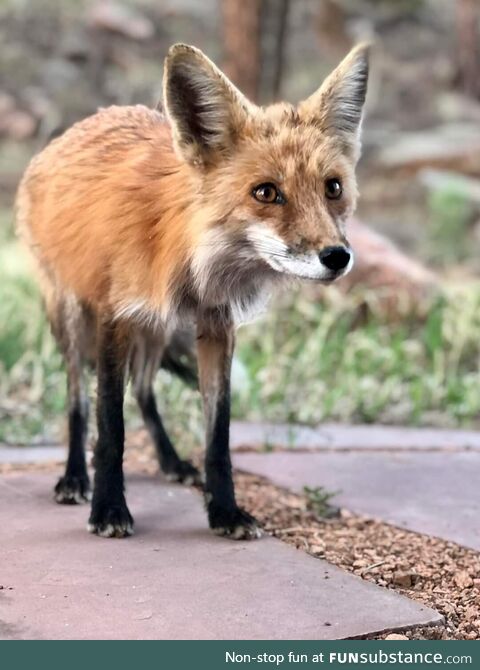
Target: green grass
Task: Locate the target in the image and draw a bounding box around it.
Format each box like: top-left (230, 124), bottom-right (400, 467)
top-left (2, 239), bottom-right (480, 446)
top-left (0, 242), bottom-right (64, 443)
top-left (234, 286), bottom-right (480, 428)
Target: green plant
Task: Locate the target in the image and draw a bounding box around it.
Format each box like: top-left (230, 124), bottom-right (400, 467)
top-left (303, 485), bottom-right (341, 519)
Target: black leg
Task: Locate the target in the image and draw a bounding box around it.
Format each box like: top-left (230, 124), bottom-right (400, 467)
top-left (54, 300), bottom-right (91, 504)
top-left (55, 394), bottom-right (90, 504)
top-left (136, 388), bottom-right (202, 485)
top-left (197, 308), bottom-right (260, 540)
top-left (87, 320), bottom-right (133, 538)
top-left (131, 332), bottom-right (202, 486)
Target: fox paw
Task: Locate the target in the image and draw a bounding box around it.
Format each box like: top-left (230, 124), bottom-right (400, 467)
top-left (54, 474), bottom-right (91, 505)
top-left (164, 459), bottom-right (203, 487)
top-left (208, 504), bottom-right (262, 541)
top-left (87, 502), bottom-right (134, 538)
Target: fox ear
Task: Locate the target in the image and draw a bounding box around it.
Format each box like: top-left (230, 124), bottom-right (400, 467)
top-left (163, 44), bottom-right (255, 165)
top-left (298, 43), bottom-right (370, 154)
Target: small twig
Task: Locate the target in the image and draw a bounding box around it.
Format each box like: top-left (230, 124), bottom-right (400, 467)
top-left (275, 526), bottom-right (317, 535)
top-left (361, 560), bottom-right (386, 576)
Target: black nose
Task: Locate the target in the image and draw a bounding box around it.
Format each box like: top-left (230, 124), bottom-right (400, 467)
top-left (319, 245), bottom-right (351, 272)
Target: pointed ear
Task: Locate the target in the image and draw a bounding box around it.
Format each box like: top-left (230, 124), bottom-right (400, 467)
top-left (298, 43), bottom-right (370, 153)
top-left (163, 44), bottom-right (256, 166)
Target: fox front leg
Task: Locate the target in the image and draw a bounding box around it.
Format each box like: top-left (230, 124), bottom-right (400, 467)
top-left (197, 307), bottom-right (260, 540)
top-left (87, 319), bottom-right (133, 538)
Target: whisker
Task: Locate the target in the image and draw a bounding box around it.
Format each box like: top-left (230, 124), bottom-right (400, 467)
top-left (195, 239), bottom-right (291, 260)
top-left (248, 243), bottom-right (291, 258)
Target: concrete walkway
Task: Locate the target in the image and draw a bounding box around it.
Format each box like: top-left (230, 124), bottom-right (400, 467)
top-left (0, 470), bottom-right (441, 640)
top-left (3, 422), bottom-right (480, 466)
top-left (0, 445), bottom-right (64, 464)
top-left (0, 421), bottom-right (480, 464)
top-left (230, 421), bottom-right (480, 451)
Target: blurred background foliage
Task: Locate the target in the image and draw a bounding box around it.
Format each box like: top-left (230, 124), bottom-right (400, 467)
top-left (2, 0), bottom-right (480, 446)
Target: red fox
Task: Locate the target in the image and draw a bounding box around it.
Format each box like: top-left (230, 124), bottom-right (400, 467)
top-left (16, 43), bottom-right (369, 540)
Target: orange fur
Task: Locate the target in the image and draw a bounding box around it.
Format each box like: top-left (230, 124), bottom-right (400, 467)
top-left (17, 106), bottom-right (197, 318)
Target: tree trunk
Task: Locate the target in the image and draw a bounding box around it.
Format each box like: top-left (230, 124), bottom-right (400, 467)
top-left (456, 0), bottom-right (480, 98)
top-left (221, 0), bottom-right (262, 102)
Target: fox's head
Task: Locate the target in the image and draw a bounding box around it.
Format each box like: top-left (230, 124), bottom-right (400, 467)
top-left (163, 43), bottom-right (369, 287)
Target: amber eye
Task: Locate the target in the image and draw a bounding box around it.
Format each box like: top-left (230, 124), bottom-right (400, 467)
top-left (325, 178), bottom-right (343, 200)
top-left (252, 182), bottom-right (285, 205)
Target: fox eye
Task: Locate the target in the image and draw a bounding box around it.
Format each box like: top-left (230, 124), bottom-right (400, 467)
top-left (252, 182), bottom-right (285, 205)
top-left (325, 178), bottom-right (342, 200)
